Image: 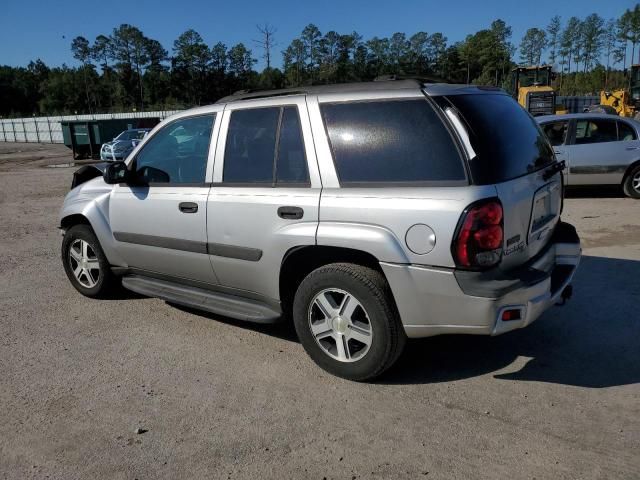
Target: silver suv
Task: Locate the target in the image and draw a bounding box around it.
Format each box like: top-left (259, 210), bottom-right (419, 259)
top-left (59, 80), bottom-right (581, 381)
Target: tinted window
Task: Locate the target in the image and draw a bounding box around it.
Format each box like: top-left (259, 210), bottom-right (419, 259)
top-left (135, 114), bottom-right (214, 184)
top-left (224, 108), bottom-right (279, 183)
top-left (437, 94), bottom-right (555, 185)
top-left (574, 119), bottom-right (617, 145)
top-left (541, 121), bottom-right (569, 147)
top-left (276, 107), bottom-right (309, 184)
top-left (223, 106), bottom-right (309, 185)
top-left (321, 99), bottom-right (465, 184)
top-left (618, 121), bottom-right (637, 141)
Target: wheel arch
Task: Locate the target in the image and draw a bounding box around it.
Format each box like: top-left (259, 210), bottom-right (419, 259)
top-left (60, 213), bottom-right (91, 230)
top-left (279, 245), bottom-right (391, 318)
top-left (59, 200), bottom-right (127, 267)
top-left (622, 158), bottom-right (640, 183)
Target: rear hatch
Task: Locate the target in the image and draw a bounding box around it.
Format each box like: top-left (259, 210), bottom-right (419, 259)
top-left (434, 92), bottom-right (562, 270)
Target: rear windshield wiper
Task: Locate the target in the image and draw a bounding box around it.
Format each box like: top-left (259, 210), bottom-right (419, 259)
top-left (542, 160), bottom-right (566, 181)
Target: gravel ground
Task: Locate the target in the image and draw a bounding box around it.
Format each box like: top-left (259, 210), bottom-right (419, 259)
top-left (1, 143), bottom-right (639, 480)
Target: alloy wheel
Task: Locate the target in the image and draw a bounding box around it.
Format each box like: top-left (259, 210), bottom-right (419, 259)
top-left (633, 170), bottom-right (640, 193)
top-left (308, 288), bottom-right (373, 363)
top-left (68, 239), bottom-right (100, 288)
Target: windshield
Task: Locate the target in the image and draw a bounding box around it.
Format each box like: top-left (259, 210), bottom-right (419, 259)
top-left (517, 69), bottom-right (550, 88)
top-left (435, 93), bottom-right (556, 185)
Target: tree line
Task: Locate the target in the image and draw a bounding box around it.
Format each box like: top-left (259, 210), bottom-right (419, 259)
top-left (1, 4), bottom-right (639, 117)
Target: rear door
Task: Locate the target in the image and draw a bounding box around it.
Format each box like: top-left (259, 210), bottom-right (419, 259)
top-left (440, 93), bottom-right (562, 270)
top-left (206, 96), bottom-right (322, 301)
top-left (567, 117), bottom-right (627, 185)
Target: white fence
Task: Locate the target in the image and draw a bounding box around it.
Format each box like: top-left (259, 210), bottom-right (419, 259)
top-left (0, 110), bottom-right (183, 144)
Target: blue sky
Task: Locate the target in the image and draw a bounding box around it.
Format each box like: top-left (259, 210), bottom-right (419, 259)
top-left (0, 0), bottom-right (635, 69)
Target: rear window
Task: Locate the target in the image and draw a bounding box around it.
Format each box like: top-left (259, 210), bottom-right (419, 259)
top-left (320, 99), bottom-right (466, 185)
top-left (437, 94), bottom-right (555, 184)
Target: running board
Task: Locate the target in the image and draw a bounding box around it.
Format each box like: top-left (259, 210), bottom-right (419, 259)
top-left (121, 275), bottom-right (281, 324)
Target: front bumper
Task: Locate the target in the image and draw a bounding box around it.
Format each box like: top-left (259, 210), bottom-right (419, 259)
top-left (381, 222), bottom-right (581, 338)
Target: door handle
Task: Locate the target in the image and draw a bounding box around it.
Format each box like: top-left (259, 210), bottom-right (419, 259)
top-left (625, 146), bottom-right (640, 151)
top-left (179, 202), bottom-right (198, 213)
top-left (277, 206), bottom-right (304, 220)
top-left (553, 149), bottom-right (562, 154)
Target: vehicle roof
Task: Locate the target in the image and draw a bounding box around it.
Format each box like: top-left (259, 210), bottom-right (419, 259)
top-left (215, 80), bottom-right (506, 104)
top-left (536, 113), bottom-right (640, 123)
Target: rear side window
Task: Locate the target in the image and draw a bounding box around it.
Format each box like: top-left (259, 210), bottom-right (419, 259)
top-left (575, 119), bottom-right (617, 144)
top-left (223, 106), bottom-right (309, 185)
top-left (320, 99), bottom-right (465, 185)
top-left (437, 94), bottom-right (555, 185)
top-left (541, 121), bottom-right (569, 147)
top-left (617, 121), bottom-right (637, 141)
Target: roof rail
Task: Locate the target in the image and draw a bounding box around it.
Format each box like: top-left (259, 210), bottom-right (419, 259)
top-left (216, 79), bottom-right (430, 104)
top-left (374, 74), bottom-right (449, 84)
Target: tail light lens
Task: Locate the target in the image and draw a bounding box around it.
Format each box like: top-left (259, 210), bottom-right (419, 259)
top-left (453, 199), bottom-right (504, 269)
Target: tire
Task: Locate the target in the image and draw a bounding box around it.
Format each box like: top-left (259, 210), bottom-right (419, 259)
top-left (623, 164), bottom-right (640, 199)
top-left (61, 224), bottom-right (117, 298)
top-left (292, 263), bottom-right (406, 381)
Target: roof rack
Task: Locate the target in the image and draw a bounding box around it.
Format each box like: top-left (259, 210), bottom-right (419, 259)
top-left (374, 74), bottom-right (449, 84)
top-left (215, 79), bottom-right (428, 104)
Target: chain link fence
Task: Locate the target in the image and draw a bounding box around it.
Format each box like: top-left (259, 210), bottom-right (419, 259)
top-left (0, 110), bottom-right (183, 144)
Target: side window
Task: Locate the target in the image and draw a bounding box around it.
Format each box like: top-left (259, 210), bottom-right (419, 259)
top-left (618, 121), bottom-right (637, 141)
top-left (135, 114), bottom-right (214, 184)
top-left (542, 121), bottom-right (568, 147)
top-left (320, 99), bottom-right (465, 184)
top-left (574, 120), bottom-right (617, 145)
top-left (223, 107), bottom-right (279, 183)
top-left (223, 106), bottom-right (309, 185)
top-left (276, 107), bottom-right (309, 184)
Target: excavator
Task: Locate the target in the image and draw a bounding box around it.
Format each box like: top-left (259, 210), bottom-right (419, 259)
top-left (512, 65), bottom-right (566, 116)
top-left (593, 64), bottom-right (640, 119)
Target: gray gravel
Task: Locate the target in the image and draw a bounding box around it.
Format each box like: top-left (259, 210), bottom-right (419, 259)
top-left (1, 143), bottom-right (639, 479)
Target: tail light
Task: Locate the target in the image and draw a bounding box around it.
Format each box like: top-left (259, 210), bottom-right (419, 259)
top-left (452, 199), bottom-right (504, 269)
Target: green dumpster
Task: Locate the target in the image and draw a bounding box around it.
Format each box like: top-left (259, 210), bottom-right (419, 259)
top-left (61, 118), bottom-right (159, 159)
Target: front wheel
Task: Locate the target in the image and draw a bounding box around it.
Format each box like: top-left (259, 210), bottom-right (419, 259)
top-left (61, 224), bottom-right (117, 298)
top-left (292, 263), bottom-right (406, 381)
top-left (623, 164), bottom-right (640, 199)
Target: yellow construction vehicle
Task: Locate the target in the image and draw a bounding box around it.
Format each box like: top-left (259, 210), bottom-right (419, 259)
top-left (595, 64), bottom-right (640, 119)
top-left (511, 65), bottom-right (564, 116)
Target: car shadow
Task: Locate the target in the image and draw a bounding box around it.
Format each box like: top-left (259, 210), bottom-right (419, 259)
top-left (565, 185), bottom-right (626, 198)
top-left (127, 255), bottom-right (639, 388)
top-left (381, 255), bottom-right (640, 388)
top-left (169, 303), bottom-right (299, 343)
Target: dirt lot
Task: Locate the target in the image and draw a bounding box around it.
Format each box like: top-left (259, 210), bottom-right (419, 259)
top-left (1, 142), bottom-right (639, 480)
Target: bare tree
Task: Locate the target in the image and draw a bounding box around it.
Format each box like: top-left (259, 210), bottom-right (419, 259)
top-left (254, 23), bottom-right (277, 69)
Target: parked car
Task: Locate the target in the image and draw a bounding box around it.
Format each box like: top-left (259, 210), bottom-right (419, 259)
top-left (59, 81), bottom-right (581, 381)
top-left (100, 128), bottom-right (150, 161)
top-left (537, 113), bottom-right (640, 198)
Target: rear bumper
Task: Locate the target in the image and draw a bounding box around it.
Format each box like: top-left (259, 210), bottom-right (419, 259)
top-left (381, 221), bottom-right (581, 338)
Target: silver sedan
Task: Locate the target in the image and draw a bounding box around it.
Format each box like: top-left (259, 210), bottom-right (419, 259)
top-left (537, 113), bottom-right (640, 198)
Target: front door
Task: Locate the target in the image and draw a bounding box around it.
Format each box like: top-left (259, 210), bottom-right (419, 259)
top-left (540, 119), bottom-right (570, 184)
top-left (206, 96), bottom-right (322, 302)
top-left (110, 113), bottom-right (219, 284)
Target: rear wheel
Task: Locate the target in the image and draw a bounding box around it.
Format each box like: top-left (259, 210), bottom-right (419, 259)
top-left (292, 263), bottom-right (406, 381)
top-left (62, 224), bottom-right (117, 298)
top-left (623, 164), bottom-right (640, 199)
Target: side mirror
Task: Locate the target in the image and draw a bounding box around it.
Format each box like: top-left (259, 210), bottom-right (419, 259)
top-left (103, 161), bottom-right (128, 184)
